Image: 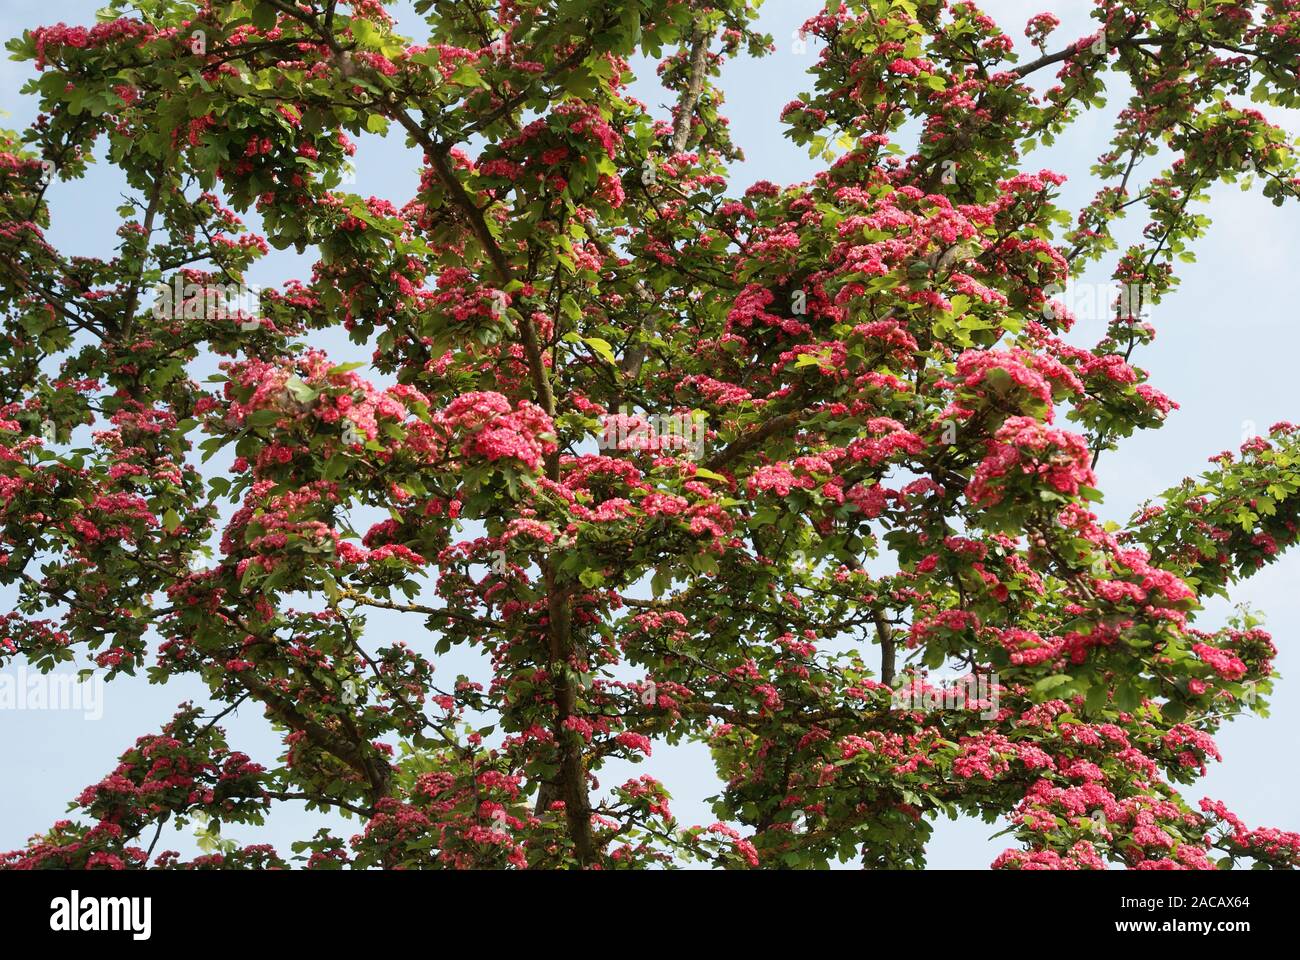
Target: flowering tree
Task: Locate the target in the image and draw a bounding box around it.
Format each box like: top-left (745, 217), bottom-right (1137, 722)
top-left (3, 0), bottom-right (1300, 871)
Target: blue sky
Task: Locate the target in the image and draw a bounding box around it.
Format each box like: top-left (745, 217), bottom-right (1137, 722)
top-left (2, 0), bottom-right (1297, 868)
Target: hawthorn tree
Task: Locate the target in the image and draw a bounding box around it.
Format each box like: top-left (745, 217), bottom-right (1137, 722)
top-left (3, 0), bottom-right (1300, 870)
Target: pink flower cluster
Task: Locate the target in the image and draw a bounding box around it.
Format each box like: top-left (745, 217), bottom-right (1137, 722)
top-left (1191, 642), bottom-right (1247, 681)
top-left (967, 416), bottom-right (1094, 507)
top-left (433, 392), bottom-right (556, 472)
top-left (956, 348), bottom-right (1083, 416)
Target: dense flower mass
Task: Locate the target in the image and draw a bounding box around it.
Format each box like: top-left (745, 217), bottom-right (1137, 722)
top-left (1, 0), bottom-right (1298, 873)
top-left (432, 392), bottom-right (556, 473)
top-left (967, 416), bottom-right (1096, 507)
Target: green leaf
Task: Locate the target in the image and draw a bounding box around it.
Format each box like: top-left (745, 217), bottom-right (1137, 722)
top-left (1033, 674), bottom-right (1072, 694)
top-left (251, 3), bottom-right (278, 30)
top-left (1161, 699), bottom-right (1188, 723)
top-left (284, 375), bottom-right (319, 404)
top-left (352, 18), bottom-right (380, 48)
top-left (1114, 682), bottom-right (1141, 713)
top-left (1085, 683), bottom-right (1108, 714)
top-left (323, 454), bottom-right (350, 481)
top-left (651, 566), bottom-right (670, 598)
top-left (451, 63), bottom-right (486, 88)
top-left (583, 337), bottom-right (617, 366)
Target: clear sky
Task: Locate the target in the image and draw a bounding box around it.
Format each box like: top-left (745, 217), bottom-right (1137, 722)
top-left (2, 0), bottom-right (1297, 868)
